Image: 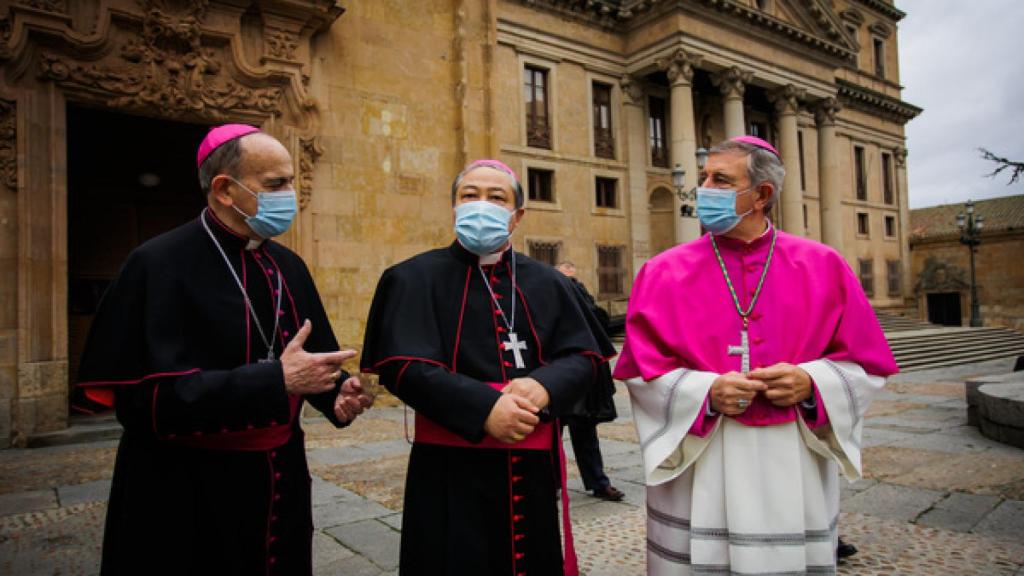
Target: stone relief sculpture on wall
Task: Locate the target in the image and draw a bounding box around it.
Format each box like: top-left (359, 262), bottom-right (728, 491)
top-left (915, 256), bottom-right (969, 294)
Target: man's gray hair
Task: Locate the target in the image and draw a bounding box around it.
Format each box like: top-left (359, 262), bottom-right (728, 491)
top-left (708, 140), bottom-right (785, 211)
top-left (198, 137), bottom-right (245, 194)
top-left (450, 162), bottom-right (524, 209)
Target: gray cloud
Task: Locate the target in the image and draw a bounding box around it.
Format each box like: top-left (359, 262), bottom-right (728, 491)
top-left (898, 0), bottom-right (1024, 207)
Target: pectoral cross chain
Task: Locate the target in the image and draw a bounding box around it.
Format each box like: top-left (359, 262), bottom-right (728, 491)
top-left (503, 331), bottom-right (528, 369)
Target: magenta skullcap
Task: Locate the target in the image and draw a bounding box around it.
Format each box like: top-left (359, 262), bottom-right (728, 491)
top-left (465, 159), bottom-right (518, 181)
top-left (731, 135), bottom-right (781, 159)
top-left (196, 124), bottom-right (261, 168)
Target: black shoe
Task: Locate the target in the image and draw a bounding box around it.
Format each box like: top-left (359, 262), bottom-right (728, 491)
top-left (593, 485), bottom-right (625, 502)
top-left (837, 536), bottom-right (858, 559)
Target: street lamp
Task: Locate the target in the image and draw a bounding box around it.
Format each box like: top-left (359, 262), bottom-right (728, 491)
top-left (956, 199), bottom-right (985, 327)
top-left (672, 147), bottom-right (709, 218)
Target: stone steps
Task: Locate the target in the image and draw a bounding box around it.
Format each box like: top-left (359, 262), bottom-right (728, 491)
top-left (887, 327), bottom-right (1024, 371)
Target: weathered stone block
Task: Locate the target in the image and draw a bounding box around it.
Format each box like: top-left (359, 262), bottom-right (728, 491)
top-left (0, 330), bottom-right (15, 365)
top-left (17, 360), bottom-right (68, 398)
top-left (0, 364), bottom-right (16, 399)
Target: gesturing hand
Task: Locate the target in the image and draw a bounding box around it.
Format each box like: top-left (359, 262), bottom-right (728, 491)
top-left (333, 376), bottom-right (375, 424)
top-left (280, 320), bottom-right (357, 396)
top-left (484, 394), bottom-right (540, 444)
top-left (501, 377), bottom-right (550, 411)
top-left (747, 363), bottom-right (812, 407)
top-left (710, 371), bottom-right (767, 415)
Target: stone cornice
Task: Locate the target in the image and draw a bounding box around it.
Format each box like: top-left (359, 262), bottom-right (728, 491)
top-left (849, 0), bottom-right (905, 22)
top-left (836, 79), bottom-right (922, 125)
top-left (515, 0), bottom-right (857, 63)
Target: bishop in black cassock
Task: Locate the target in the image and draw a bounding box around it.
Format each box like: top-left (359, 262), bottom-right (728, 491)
top-left (75, 125), bottom-right (372, 576)
top-left (361, 160), bottom-right (614, 576)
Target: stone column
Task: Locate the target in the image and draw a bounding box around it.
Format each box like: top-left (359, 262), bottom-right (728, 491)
top-left (659, 48), bottom-right (703, 244)
top-left (620, 74), bottom-right (651, 276)
top-left (769, 85), bottom-right (806, 235)
top-left (894, 146), bottom-right (913, 302)
top-left (712, 66), bottom-right (752, 139)
top-left (815, 97), bottom-right (843, 252)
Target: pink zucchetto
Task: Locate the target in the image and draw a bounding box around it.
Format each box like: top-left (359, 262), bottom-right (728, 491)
top-left (196, 124), bottom-right (261, 168)
top-left (465, 159), bottom-right (519, 182)
top-left (731, 135), bottom-right (781, 159)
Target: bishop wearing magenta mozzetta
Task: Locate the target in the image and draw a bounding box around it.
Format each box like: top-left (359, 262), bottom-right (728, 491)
top-left (74, 125), bottom-right (373, 576)
top-left (614, 136), bottom-right (898, 575)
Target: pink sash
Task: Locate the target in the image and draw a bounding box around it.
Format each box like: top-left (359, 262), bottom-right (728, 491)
top-left (413, 383), bottom-right (579, 576)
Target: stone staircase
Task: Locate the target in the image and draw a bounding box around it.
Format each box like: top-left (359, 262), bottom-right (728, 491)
top-left (878, 313), bottom-right (1024, 372)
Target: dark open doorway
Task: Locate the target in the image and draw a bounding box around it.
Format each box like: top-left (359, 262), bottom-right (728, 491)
top-left (926, 292), bottom-right (962, 327)
top-left (67, 105), bottom-right (209, 409)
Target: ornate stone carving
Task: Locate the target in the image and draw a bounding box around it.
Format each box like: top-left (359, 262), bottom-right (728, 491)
top-left (16, 0), bottom-right (67, 12)
top-left (658, 48), bottom-right (701, 86)
top-left (619, 74), bottom-right (644, 105)
top-left (36, 1), bottom-right (284, 121)
top-left (298, 137), bottom-right (322, 209)
top-left (0, 98), bottom-right (15, 192)
top-left (814, 97), bottom-right (842, 126)
top-left (265, 28), bottom-right (299, 61)
top-left (893, 146), bottom-right (907, 168)
top-left (711, 66), bottom-right (753, 99)
top-left (916, 257), bottom-right (969, 294)
top-left (769, 84), bottom-right (805, 115)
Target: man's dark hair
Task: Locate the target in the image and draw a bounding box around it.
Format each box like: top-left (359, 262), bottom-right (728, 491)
top-left (198, 137), bottom-right (245, 194)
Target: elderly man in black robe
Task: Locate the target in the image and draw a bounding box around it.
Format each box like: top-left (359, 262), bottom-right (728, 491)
top-left (75, 124), bottom-right (373, 576)
top-left (361, 159), bottom-right (614, 576)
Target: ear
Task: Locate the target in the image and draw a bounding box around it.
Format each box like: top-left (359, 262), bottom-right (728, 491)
top-left (508, 207), bottom-right (525, 232)
top-left (210, 174), bottom-right (235, 207)
top-left (753, 182), bottom-right (774, 211)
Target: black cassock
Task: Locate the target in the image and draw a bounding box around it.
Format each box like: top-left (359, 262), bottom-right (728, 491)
top-left (75, 209), bottom-right (350, 576)
top-left (361, 242), bottom-right (614, 576)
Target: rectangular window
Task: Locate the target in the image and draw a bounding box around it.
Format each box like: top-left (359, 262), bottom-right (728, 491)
top-left (847, 25), bottom-right (860, 67)
top-left (595, 177), bottom-right (618, 209)
top-left (749, 121), bottom-right (769, 140)
top-left (854, 146), bottom-right (867, 201)
top-left (873, 38), bottom-right (885, 78)
top-left (857, 212), bottom-right (869, 236)
top-left (648, 96), bottom-right (668, 168)
top-left (882, 152), bottom-right (894, 205)
top-left (528, 241), bottom-right (560, 267)
top-left (885, 215), bottom-right (896, 237)
top-left (887, 259), bottom-right (902, 297)
top-left (527, 168), bottom-right (554, 202)
top-left (597, 245), bottom-right (625, 296)
top-left (859, 259), bottom-right (875, 298)
top-left (593, 82), bottom-right (614, 159)
top-left (524, 66), bottom-right (551, 149)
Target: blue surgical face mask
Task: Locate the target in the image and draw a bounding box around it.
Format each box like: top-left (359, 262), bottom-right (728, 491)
top-left (230, 177), bottom-right (297, 238)
top-left (454, 201), bottom-right (513, 256)
top-left (696, 186), bottom-right (754, 235)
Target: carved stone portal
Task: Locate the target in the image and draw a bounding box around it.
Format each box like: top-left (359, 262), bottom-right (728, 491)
top-left (915, 256), bottom-right (969, 294)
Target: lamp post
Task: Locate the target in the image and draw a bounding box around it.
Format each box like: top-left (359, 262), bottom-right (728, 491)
top-left (956, 200), bottom-right (985, 327)
top-left (672, 147), bottom-right (709, 218)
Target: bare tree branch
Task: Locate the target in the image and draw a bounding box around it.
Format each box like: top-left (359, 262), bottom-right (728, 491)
top-left (979, 147), bottom-right (1024, 185)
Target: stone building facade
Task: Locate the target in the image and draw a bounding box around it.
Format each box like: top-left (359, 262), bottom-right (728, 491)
top-left (0, 0), bottom-right (919, 444)
top-left (910, 195), bottom-right (1024, 331)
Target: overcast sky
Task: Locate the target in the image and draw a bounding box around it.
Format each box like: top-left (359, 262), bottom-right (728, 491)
top-left (897, 0), bottom-right (1024, 208)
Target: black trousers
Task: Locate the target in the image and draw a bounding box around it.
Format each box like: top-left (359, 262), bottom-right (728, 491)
top-left (566, 421), bottom-right (611, 491)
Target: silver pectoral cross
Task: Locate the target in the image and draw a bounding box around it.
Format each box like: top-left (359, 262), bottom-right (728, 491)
top-left (728, 329), bottom-right (750, 373)
top-left (503, 331), bottom-right (528, 369)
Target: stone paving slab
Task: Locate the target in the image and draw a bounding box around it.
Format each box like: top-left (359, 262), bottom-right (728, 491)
top-left (0, 489), bottom-right (56, 516)
top-left (842, 483), bottom-right (945, 521)
top-left (58, 479), bottom-right (111, 508)
top-left (324, 518), bottom-right (401, 571)
top-left (972, 499), bottom-right (1024, 540)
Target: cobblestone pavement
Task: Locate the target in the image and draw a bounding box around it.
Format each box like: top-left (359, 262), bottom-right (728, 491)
top-left (2, 357), bottom-right (1023, 575)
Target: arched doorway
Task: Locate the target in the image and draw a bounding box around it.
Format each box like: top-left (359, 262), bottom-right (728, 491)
top-left (649, 187), bottom-right (676, 256)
